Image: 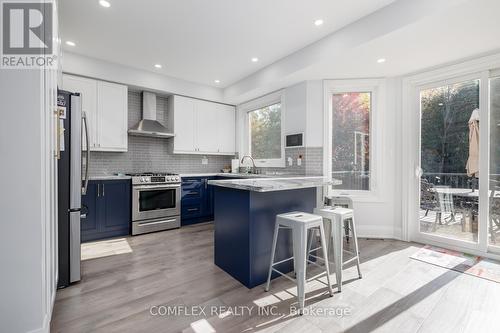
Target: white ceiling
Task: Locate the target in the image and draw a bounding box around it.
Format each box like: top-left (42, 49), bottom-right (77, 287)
top-left (223, 0), bottom-right (500, 103)
top-left (59, 0), bottom-right (396, 87)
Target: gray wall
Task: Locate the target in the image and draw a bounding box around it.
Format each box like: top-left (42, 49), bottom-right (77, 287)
top-left (89, 91), bottom-right (233, 176)
top-left (1, 68), bottom-right (52, 332)
top-left (90, 91), bottom-right (323, 177)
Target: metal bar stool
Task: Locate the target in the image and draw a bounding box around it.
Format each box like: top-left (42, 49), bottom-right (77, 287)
top-left (314, 201), bottom-right (362, 293)
top-left (265, 211), bottom-right (333, 314)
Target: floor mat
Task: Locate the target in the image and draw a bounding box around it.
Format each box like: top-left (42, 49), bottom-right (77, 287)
top-left (81, 237), bottom-right (133, 261)
top-left (410, 245), bottom-right (500, 283)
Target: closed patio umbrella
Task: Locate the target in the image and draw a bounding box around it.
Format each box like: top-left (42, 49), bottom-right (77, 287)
top-left (466, 108), bottom-right (480, 177)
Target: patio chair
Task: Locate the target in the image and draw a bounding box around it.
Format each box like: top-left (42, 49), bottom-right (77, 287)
top-left (420, 179), bottom-right (452, 231)
top-left (420, 179), bottom-right (437, 217)
top-left (489, 181), bottom-right (500, 244)
top-left (489, 197), bottom-right (500, 244)
top-left (455, 196), bottom-right (477, 233)
top-left (434, 185), bottom-right (458, 231)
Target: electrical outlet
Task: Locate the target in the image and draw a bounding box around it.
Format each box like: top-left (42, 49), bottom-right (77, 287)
top-left (202, 156), bottom-right (208, 165)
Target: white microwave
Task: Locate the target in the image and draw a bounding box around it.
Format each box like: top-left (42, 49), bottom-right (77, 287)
top-left (285, 133), bottom-right (304, 148)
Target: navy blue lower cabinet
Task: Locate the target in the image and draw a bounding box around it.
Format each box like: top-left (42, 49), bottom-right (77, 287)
top-left (181, 176), bottom-right (215, 225)
top-left (81, 181), bottom-right (99, 238)
top-left (81, 179), bottom-right (131, 242)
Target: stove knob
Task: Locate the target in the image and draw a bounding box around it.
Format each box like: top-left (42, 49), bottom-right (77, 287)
top-left (175, 177), bottom-right (180, 181)
top-left (167, 177), bottom-right (172, 181)
top-left (141, 177), bottom-right (145, 182)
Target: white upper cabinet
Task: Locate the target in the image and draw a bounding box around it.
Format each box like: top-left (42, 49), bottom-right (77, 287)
top-left (170, 95), bottom-right (196, 152)
top-left (216, 104), bottom-right (236, 154)
top-left (62, 75), bottom-right (97, 150)
top-left (62, 74), bottom-right (128, 152)
top-left (168, 95), bottom-right (236, 155)
top-left (97, 81), bottom-right (128, 151)
top-left (196, 100), bottom-right (219, 153)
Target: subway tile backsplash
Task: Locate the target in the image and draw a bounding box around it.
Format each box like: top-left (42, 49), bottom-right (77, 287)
top-left (89, 90), bottom-right (324, 177)
top-left (88, 91), bottom-right (232, 176)
top-left (254, 146), bottom-right (323, 176)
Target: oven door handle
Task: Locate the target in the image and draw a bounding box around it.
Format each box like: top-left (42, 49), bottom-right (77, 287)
top-left (137, 218), bottom-right (178, 227)
top-left (133, 184), bottom-right (181, 190)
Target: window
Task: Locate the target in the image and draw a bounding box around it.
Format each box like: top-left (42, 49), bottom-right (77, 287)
top-left (238, 90), bottom-right (285, 167)
top-left (324, 79), bottom-right (383, 197)
top-left (248, 103), bottom-right (282, 160)
top-left (331, 92), bottom-right (371, 191)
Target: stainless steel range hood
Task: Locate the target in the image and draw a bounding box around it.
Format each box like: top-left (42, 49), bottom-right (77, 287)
top-left (128, 91), bottom-right (175, 138)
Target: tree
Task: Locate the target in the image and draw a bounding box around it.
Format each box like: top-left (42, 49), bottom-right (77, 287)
top-left (420, 80), bottom-right (479, 179)
top-left (250, 104), bottom-right (281, 159)
top-left (331, 92), bottom-right (371, 190)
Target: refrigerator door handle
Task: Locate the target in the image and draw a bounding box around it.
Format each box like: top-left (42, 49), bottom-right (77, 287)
top-left (82, 112), bottom-right (90, 195)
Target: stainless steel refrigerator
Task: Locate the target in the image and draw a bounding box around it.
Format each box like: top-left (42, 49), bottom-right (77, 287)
top-left (57, 89), bottom-right (90, 288)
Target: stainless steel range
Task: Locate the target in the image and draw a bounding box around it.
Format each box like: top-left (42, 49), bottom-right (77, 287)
top-left (128, 172), bottom-right (181, 235)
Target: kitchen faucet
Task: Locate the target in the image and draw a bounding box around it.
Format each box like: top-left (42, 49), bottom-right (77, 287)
top-left (240, 155), bottom-right (257, 174)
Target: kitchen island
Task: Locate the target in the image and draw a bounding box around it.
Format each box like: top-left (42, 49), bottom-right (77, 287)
top-left (208, 177), bottom-right (338, 288)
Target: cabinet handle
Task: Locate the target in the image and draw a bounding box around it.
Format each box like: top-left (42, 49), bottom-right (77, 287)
top-left (102, 184), bottom-right (105, 196)
top-left (97, 184), bottom-right (100, 197)
top-left (187, 208), bottom-right (198, 212)
top-left (205, 179), bottom-right (207, 189)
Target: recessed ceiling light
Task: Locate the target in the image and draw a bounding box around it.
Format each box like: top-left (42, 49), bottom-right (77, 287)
top-left (99, 0), bottom-right (111, 8)
top-left (251, 57), bottom-right (259, 63)
top-left (65, 41), bottom-right (76, 47)
top-left (214, 80), bottom-right (220, 84)
top-left (154, 64), bottom-right (162, 69)
top-left (377, 58), bottom-right (386, 63)
top-left (314, 19), bottom-right (324, 26)
top-left (438, 103), bottom-right (444, 106)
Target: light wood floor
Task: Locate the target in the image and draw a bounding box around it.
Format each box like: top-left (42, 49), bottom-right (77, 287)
top-left (51, 223), bottom-right (500, 333)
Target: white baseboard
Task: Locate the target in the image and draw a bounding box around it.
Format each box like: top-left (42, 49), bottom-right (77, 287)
top-left (356, 225), bottom-right (398, 240)
top-left (29, 285), bottom-right (56, 333)
top-left (28, 320), bottom-right (49, 333)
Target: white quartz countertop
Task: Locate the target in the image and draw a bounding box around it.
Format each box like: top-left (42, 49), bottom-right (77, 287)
top-left (88, 175), bottom-right (132, 180)
top-left (207, 176), bottom-right (341, 192)
top-left (180, 173), bottom-right (290, 178)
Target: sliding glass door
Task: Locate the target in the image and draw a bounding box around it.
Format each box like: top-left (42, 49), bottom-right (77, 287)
top-left (418, 79), bottom-right (480, 245)
top-left (413, 70), bottom-right (500, 255)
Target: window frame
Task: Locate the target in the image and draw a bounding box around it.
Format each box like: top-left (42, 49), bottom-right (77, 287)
top-left (323, 79), bottom-right (385, 200)
top-left (238, 90), bottom-right (285, 168)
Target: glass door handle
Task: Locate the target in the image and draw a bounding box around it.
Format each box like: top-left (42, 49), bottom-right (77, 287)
top-left (415, 166), bottom-right (423, 178)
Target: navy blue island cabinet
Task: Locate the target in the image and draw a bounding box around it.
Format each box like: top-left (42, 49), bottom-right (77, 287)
top-left (81, 179), bottom-right (131, 242)
top-left (213, 186), bottom-right (317, 288)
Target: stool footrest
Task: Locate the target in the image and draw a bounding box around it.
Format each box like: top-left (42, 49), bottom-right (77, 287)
top-left (271, 268), bottom-right (296, 283)
top-left (270, 257), bottom-right (294, 267)
top-left (343, 256), bottom-right (359, 266)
